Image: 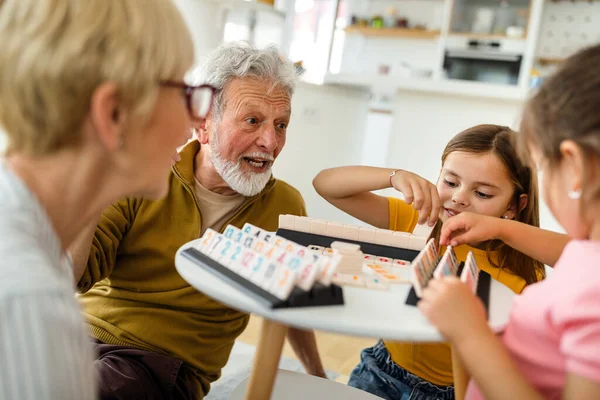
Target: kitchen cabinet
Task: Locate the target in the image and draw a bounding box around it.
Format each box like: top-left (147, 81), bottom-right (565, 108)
top-left (449, 0), bottom-right (531, 38)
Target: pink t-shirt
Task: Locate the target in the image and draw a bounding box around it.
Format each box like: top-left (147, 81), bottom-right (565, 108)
top-left (467, 240), bottom-right (600, 400)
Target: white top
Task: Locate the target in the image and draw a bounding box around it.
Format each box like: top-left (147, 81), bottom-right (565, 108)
top-left (0, 163), bottom-right (96, 400)
top-left (176, 239), bottom-right (515, 342)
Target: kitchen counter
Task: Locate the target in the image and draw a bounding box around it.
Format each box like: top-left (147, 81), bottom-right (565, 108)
top-left (324, 73), bottom-right (529, 102)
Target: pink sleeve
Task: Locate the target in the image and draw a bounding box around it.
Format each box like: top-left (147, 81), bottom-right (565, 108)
top-left (554, 285), bottom-right (600, 382)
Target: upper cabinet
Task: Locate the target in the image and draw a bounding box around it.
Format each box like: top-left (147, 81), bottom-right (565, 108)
top-left (449, 0), bottom-right (531, 39)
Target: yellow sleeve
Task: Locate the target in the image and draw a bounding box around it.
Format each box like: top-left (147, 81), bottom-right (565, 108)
top-left (77, 197), bottom-right (139, 293)
top-left (387, 197), bottom-right (419, 233)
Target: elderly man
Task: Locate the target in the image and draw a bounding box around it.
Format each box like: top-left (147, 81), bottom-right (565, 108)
top-left (71, 43), bottom-right (325, 399)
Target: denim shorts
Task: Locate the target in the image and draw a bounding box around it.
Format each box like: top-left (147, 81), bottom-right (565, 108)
top-left (348, 340), bottom-right (455, 400)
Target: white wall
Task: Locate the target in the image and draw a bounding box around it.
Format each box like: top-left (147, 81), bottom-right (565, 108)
top-left (340, 36), bottom-right (441, 76)
top-left (273, 82), bottom-right (369, 224)
top-left (172, 0), bottom-right (223, 66)
top-left (360, 112), bottom-right (393, 168)
top-left (387, 91), bottom-right (524, 181)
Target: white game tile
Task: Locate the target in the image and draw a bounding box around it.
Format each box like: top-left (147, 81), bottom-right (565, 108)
top-left (294, 216), bottom-right (312, 233)
top-left (278, 214), bottom-right (295, 230)
top-left (341, 225), bottom-right (360, 241)
top-left (310, 219), bottom-right (328, 235)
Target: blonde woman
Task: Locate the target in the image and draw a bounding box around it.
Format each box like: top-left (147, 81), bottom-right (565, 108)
top-left (0, 0), bottom-right (206, 399)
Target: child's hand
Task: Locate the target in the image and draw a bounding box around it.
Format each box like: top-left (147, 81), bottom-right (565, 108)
top-left (439, 212), bottom-right (500, 247)
top-left (418, 277), bottom-right (489, 343)
top-left (390, 170), bottom-right (441, 226)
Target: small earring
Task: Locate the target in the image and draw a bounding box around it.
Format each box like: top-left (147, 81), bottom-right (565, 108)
top-left (568, 188), bottom-right (582, 200)
top-left (502, 215), bottom-right (509, 219)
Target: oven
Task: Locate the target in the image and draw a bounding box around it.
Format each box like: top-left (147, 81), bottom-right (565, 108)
top-left (443, 38), bottom-right (524, 85)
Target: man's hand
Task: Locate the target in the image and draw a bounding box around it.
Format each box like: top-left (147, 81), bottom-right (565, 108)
top-left (286, 328), bottom-right (327, 378)
top-left (418, 277), bottom-right (489, 344)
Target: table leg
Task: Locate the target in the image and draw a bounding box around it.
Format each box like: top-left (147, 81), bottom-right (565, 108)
top-left (451, 344), bottom-right (469, 400)
top-left (244, 318), bottom-right (288, 400)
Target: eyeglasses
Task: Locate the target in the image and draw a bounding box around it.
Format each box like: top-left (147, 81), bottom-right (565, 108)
top-left (160, 81), bottom-right (217, 120)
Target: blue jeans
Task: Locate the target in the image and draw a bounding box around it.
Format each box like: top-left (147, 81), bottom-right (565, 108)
top-left (348, 340), bottom-right (455, 400)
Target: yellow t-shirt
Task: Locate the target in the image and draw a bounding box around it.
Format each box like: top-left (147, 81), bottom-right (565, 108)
top-left (384, 197), bottom-right (528, 386)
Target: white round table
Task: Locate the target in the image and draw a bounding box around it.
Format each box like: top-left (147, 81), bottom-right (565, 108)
top-left (176, 239), bottom-right (516, 399)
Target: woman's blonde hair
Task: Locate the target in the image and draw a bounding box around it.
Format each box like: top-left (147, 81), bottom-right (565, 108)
top-left (0, 0), bottom-right (194, 155)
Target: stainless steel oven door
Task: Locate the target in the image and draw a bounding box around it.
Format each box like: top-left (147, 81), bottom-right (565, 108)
top-left (443, 50), bottom-right (522, 85)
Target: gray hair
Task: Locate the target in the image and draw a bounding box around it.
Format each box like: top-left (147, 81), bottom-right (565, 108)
top-left (196, 42), bottom-right (297, 121)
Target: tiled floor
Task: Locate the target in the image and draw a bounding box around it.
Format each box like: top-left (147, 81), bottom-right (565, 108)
top-left (236, 315), bottom-right (378, 384)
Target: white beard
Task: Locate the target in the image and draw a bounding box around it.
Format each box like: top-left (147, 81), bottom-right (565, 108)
top-left (209, 131), bottom-right (273, 197)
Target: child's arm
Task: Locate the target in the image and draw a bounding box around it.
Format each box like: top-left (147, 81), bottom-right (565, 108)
top-left (419, 279), bottom-right (544, 400)
top-left (420, 278), bottom-right (600, 400)
top-left (313, 166), bottom-right (440, 228)
top-left (440, 212), bottom-right (569, 267)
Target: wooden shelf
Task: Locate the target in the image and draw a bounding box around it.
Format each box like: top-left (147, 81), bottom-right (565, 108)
top-left (218, 0), bottom-right (285, 18)
top-left (344, 26), bottom-right (440, 39)
top-left (537, 57), bottom-right (565, 65)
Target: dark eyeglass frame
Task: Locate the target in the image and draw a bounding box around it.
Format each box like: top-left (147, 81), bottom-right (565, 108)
top-left (160, 80), bottom-right (217, 120)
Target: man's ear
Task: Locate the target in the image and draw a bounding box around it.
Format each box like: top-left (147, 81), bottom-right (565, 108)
top-left (505, 194), bottom-right (528, 220)
top-left (197, 118), bottom-right (210, 145)
top-left (88, 83), bottom-right (126, 151)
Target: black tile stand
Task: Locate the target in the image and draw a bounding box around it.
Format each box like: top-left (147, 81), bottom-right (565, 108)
top-left (181, 247), bottom-right (344, 309)
top-left (404, 262), bottom-right (491, 317)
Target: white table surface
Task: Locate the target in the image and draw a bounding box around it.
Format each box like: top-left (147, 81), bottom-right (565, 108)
top-left (176, 239), bottom-right (516, 342)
